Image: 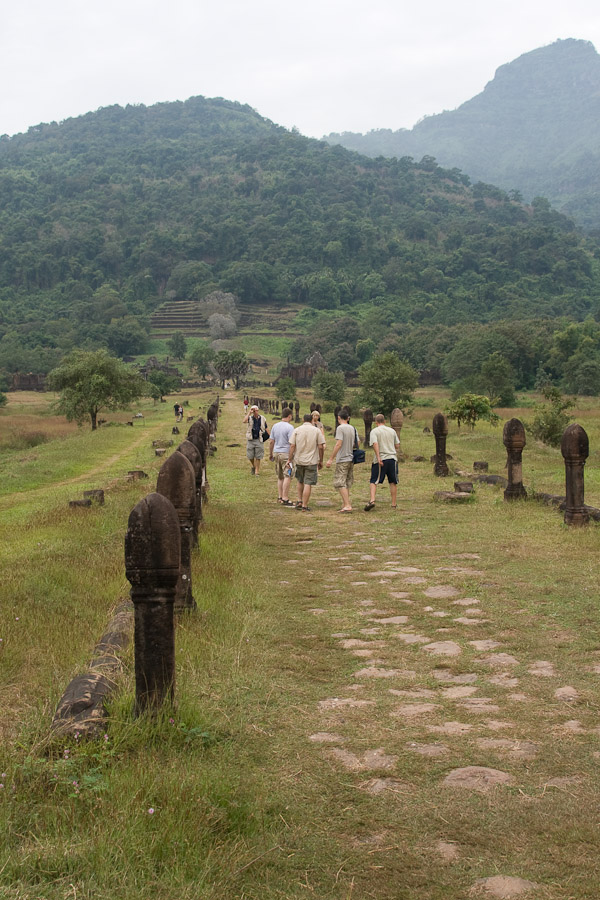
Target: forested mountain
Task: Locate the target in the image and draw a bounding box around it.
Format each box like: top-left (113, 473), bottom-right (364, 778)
top-left (325, 39), bottom-right (600, 230)
top-left (1, 93), bottom-right (600, 383)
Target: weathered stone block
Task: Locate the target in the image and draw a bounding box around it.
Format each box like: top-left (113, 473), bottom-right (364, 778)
top-left (83, 489), bottom-right (105, 505)
top-left (69, 499), bottom-right (92, 508)
top-left (473, 461), bottom-right (488, 471)
top-left (454, 482), bottom-right (473, 493)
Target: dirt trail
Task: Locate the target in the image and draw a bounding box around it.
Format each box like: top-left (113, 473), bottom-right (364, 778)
top-left (0, 424), bottom-right (163, 511)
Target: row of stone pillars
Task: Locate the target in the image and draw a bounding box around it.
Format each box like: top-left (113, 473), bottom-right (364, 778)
top-left (125, 411), bottom-right (215, 715)
top-left (431, 413), bottom-right (591, 527)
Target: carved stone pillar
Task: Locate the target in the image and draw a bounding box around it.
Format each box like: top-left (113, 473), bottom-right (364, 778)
top-left (125, 493), bottom-right (180, 713)
top-left (177, 439), bottom-right (203, 541)
top-left (363, 408), bottom-right (373, 447)
top-left (156, 451), bottom-right (198, 610)
top-left (390, 408), bottom-right (403, 443)
top-left (432, 413), bottom-right (449, 477)
top-left (561, 423), bottom-right (589, 526)
top-left (503, 418), bottom-right (527, 501)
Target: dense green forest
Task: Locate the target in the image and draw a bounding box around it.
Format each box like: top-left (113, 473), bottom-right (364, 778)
top-left (1, 93), bottom-right (600, 390)
top-left (326, 39), bottom-right (600, 231)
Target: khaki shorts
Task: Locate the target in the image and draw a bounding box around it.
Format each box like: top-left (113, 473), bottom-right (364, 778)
top-left (295, 463), bottom-right (318, 486)
top-left (247, 438), bottom-right (264, 460)
top-left (333, 460), bottom-right (354, 489)
top-left (274, 452), bottom-right (294, 479)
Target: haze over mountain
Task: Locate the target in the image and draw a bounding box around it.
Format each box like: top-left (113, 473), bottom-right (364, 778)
top-left (325, 39), bottom-right (600, 230)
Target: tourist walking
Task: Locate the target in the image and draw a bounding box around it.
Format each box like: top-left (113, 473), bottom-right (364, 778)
top-left (243, 405), bottom-right (269, 476)
top-left (269, 407), bottom-right (295, 505)
top-left (287, 414), bottom-right (326, 511)
top-left (364, 413), bottom-right (400, 510)
top-left (325, 409), bottom-right (356, 512)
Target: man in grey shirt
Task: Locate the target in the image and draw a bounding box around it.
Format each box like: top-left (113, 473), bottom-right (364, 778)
top-left (326, 409), bottom-right (356, 512)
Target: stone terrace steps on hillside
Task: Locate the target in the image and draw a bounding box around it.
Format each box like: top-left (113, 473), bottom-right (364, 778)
top-left (150, 300), bottom-right (303, 335)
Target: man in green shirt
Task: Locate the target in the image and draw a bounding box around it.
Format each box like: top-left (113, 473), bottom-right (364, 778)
top-left (364, 413), bottom-right (400, 511)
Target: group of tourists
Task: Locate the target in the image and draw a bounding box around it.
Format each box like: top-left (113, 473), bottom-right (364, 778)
top-left (243, 404), bottom-right (400, 512)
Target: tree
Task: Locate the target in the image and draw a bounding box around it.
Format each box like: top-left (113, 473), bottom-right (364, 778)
top-left (147, 369), bottom-right (181, 401)
top-left (213, 350), bottom-right (232, 388)
top-left (188, 342), bottom-right (215, 377)
top-left (312, 369), bottom-right (346, 407)
top-left (0, 392), bottom-right (7, 408)
top-left (167, 331), bottom-right (187, 360)
top-left (228, 350), bottom-right (249, 389)
top-left (106, 317), bottom-right (149, 357)
top-left (527, 386), bottom-right (573, 447)
top-left (276, 376), bottom-right (297, 402)
top-left (358, 352), bottom-right (418, 416)
top-left (326, 342), bottom-right (359, 373)
top-left (479, 352), bottom-right (516, 406)
top-left (208, 314), bottom-right (237, 341)
top-left (446, 393), bottom-right (500, 430)
top-left (48, 349), bottom-right (146, 430)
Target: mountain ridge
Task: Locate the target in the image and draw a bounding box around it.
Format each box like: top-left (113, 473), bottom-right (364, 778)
top-left (325, 39), bottom-right (600, 229)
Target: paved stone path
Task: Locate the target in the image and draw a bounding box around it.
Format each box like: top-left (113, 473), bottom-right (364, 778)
top-left (273, 507), bottom-right (598, 898)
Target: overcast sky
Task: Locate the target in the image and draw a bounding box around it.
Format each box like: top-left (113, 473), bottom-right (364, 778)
top-left (2, 0), bottom-right (600, 140)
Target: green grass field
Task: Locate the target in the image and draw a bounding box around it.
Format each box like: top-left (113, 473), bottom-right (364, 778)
top-left (1, 388), bottom-right (599, 899)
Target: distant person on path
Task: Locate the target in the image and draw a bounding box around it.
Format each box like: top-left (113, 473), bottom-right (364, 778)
top-left (269, 407), bottom-right (295, 505)
top-left (243, 405), bottom-right (269, 476)
top-left (243, 396), bottom-right (249, 414)
top-left (288, 413), bottom-right (326, 511)
top-left (326, 409), bottom-right (356, 513)
top-left (174, 403), bottom-right (183, 422)
top-left (364, 413), bottom-right (400, 511)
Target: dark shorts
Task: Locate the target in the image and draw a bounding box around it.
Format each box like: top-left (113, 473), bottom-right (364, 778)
top-left (370, 459), bottom-right (398, 485)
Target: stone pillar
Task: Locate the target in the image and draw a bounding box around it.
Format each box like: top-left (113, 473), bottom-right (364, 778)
top-left (177, 439), bottom-right (203, 540)
top-left (561, 423), bottom-right (589, 526)
top-left (432, 413), bottom-right (449, 477)
top-left (294, 400), bottom-right (300, 423)
top-left (391, 408), bottom-right (403, 443)
top-left (363, 408), bottom-right (373, 447)
top-left (125, 493), bottom-right (180, 714)
top-left (188, 419), bottom-right (209, 502)
top-left (503, 418), bottom-right (527, 501)
top-left (156, 451), bottom-right (198, 610)
top-left (207, 401), bottom-right (218, 435)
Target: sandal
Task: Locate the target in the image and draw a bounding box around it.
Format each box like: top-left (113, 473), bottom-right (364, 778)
top-left (339, 508), bottom-right (352, 513)
top-left (364, 501), bottom-right (376, 511)
top-left (282, 499), bottom-right (295, 506)
top-left (300, 506), bottom-right (311, 511)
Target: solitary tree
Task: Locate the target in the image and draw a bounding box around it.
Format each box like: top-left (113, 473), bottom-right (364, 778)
top-left (148, 370), bottom-right (181, 401)
top-left (188, 342), bottom-right (215, 378)
top-left (48, 349), bottom-right (146, 430)
top-left (228, 350), bottom-right (249, 389)
top-left (358, 352), bottom-right (418, 416)
top-left (312, 369), bottom-right (346, 407)
top-left (276, 376), bottom-right (297, 402)
top-left (167, 331), bottom-right (187, 360)
top-left (446, 393), bottom-right (500, 430)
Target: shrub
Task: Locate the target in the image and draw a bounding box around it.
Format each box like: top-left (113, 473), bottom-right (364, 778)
top-left (527, 386), bottom-right (573, 447)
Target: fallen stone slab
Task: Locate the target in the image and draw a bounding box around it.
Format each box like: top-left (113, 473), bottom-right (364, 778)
top-left (475, 474), bottom-right (508, 487)
top-left (83, 489), bottom-right (105, 505)
top-left (473, 461), bottom-right (489, 472)
top-left (454, 481), bottom-right (474, 493)
top-left (51, 600), bottom-right (133, 738)
top-left (69, 499), bottom-right (92, 508)
top-left (127, 469), bottom-right (148, 480)
top-left (434, 491), bottom-right (472, 502)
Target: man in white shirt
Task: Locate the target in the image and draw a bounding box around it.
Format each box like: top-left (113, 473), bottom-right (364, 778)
top-left (364, 413), bottom-right (400, 511)
top-left (288, 414), bottom-right (326, 511)
top-left (269, 407), bottom-right (295, 505)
